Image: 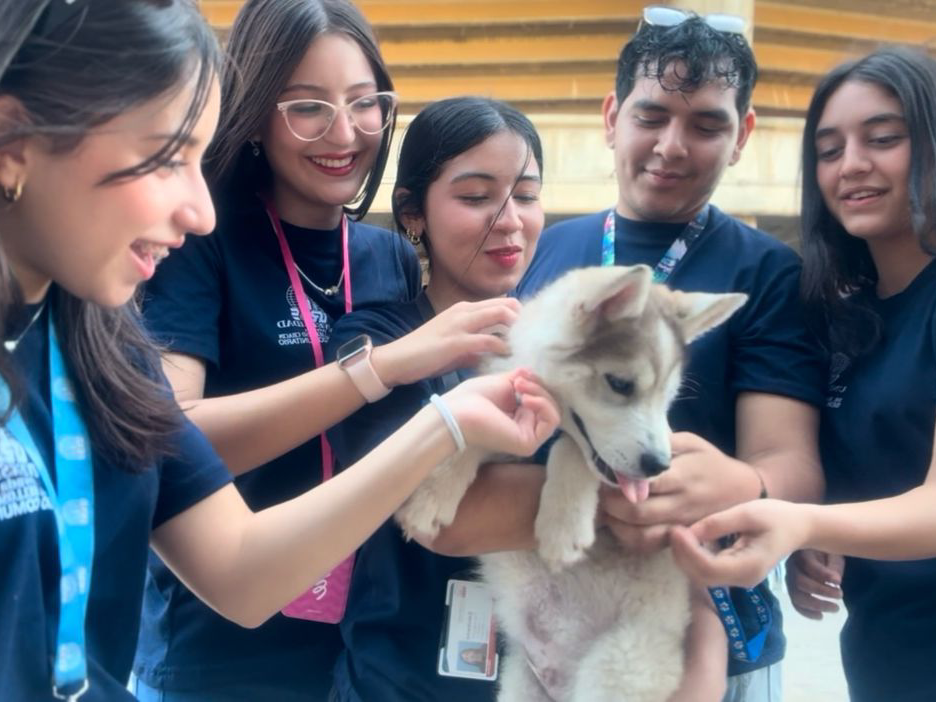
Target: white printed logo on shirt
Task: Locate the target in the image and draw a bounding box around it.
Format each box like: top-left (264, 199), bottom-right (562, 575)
top-left (275, 285), bottom-right (332, 347)
top-left (0, 428), bottom-right (53, 522)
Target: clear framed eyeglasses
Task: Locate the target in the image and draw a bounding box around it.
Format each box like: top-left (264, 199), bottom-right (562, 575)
top-left (640, 5), bottom-right (746, 36)
top-left (276, 91), bottom-right (398, 143)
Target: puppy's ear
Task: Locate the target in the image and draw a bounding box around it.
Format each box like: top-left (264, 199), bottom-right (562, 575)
top-left (581, 264), bottom-right (654, 323)
top-left (670, 291), bottom-right (748, 342)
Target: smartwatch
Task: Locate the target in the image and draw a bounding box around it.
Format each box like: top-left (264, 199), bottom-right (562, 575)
top-left (336, 334), bottom-right (391, 403)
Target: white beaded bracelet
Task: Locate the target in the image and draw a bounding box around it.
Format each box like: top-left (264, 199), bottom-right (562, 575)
top-left (429, 393), bottom-right (466, 454)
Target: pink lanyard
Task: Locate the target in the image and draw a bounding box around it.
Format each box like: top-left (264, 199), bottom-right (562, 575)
top-left (262, 198), bottom-right (352, 481)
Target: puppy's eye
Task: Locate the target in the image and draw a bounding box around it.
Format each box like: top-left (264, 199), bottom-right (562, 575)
top-left (605, 374), bottom-right (635, 397)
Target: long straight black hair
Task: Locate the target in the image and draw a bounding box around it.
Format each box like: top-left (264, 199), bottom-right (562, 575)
top-left (205, 0), bottom-right (395, 218)
top-left (393, 97), bottom-right (544, 264)
top-left (0, 0), bottom-right (222, 468)
top-left (800, 48), bottom-right (936, 356)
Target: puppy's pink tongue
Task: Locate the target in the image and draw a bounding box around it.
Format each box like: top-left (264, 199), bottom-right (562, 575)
top-left (615, 474), bottom-right (650, 504)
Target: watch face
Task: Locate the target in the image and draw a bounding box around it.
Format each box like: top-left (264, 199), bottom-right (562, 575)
top-left (337, 334), bottom-right (371, 365)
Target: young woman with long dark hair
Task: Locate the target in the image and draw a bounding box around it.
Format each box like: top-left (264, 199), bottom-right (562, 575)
top-left (326, 96), bottom-right (545, 702)
top-left (672, 47), bottom-right (936, 702)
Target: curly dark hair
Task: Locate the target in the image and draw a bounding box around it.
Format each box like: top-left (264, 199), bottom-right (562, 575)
top-left (615, 15), bottom-right (758, 115)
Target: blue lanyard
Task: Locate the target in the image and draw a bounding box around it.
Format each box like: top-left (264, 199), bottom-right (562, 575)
top-left (601, 207), bottom-right (771, 663)
top-left (600, 206), bottom-right (709, 281)
top-left (709, 584), bottom-right (772, 663)
top-left (1, 315), bottom-right (94, 701)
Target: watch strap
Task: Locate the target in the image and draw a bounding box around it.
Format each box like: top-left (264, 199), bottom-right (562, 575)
top-left (339, 335), bottom-right (390, 403)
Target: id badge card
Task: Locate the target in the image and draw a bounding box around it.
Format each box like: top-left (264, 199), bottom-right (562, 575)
top-left (437, 579), bottom-right (499, 681)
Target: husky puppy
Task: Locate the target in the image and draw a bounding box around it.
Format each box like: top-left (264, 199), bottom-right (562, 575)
top-left (396, 265), bottom-right (747, 702)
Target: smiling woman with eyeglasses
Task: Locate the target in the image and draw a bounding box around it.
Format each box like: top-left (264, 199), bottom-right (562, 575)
top-left (131, 1), bottom-right (526, 701)
top-left (276, 90), bottom-right (398, 143)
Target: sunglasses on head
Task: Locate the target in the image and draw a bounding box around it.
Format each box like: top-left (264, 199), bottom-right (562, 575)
top-left (640, 5), bottom-right (747, 36)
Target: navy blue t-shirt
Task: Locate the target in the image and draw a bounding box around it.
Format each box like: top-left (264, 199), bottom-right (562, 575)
top-left (2, 303), bottom-right (230, 702)
top-left (518, 208), bottom-right (825, 674)
top-left (134, 196), bottom-right (421, 693)
top-left (822, 259), bottom-right (936, 702)
top-left (325, 299), bottom-right (490, 702)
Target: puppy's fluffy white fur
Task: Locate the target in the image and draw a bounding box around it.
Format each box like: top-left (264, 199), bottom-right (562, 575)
top-left (396, 265), bottom-right (747, 702)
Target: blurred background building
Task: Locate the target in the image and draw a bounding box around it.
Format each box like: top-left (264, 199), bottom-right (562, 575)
top-left (200, 0), bottom-right (936, 244)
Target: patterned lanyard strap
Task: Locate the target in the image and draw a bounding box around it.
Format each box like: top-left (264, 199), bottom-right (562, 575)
top-left (600, 205), bottom-right (709, 283)
top-left (262, 197), bottom-right (352, 482)
top-left (2, 315), bottom-right (95, 701)
top-left (602, 205), bottom-right (771, 663)
top-left (709, 584), bottom-right (772, 663)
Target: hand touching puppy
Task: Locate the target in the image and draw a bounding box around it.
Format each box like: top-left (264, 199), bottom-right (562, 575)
top-left (599, 432), bottom-right (765, 554)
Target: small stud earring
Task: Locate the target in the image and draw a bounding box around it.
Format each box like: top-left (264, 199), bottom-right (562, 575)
top-left (2, 179), bottom-right (23, 204)
top-left (405, 228), bottom-right (421, 246)
top-left (249, 140), bottom-right (261, 157)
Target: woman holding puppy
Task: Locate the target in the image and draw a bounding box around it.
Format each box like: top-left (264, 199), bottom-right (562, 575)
top-left (325, 96), bottom-right (545, 702)
top-left (671, 47), bottom-right (936, 702)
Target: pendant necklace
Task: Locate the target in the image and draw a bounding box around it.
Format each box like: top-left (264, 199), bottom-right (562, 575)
top-left (4, 302), bottom-right (47, 352)
top-left (294, 262), bottom-right (344, 297)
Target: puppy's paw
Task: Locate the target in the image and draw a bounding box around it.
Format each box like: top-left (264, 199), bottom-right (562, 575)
top-left (395, 474), bottom-right (467, 541)
top-left (430, 490), bottom-right (463, 531)
top-left (535, 510), bottom-right (595, 571)
top-left (395, 488), bottom-right (444, 541)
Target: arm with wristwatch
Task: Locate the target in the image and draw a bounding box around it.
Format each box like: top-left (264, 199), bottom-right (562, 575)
top-left (152, 368), bottom-right (560, 628)
top-left (334, 333), bottom-right (393, 403)
top-left (160, 297), bottom-right (522, 475)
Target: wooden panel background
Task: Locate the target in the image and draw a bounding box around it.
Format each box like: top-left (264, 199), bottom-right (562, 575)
top-left (199, 0), bottom-right (936, 114)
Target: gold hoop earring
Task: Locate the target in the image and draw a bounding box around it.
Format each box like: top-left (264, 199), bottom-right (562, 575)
top-left (2, 180), bottom-right (23, 204)
top-left (406, 228), bottom-right (421, 246)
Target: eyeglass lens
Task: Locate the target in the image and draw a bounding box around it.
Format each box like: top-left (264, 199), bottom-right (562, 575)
top-left (282, 93), bottom-right (396, 142)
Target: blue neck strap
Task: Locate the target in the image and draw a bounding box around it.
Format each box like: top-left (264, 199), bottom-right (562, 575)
top-left (2, 315), bottom-right (94, 700)
top-left (600, 206), bottom-right (709, 282)
top-left (601, 207), bottom-right (771, 663)
top-left (709, 584), bottom-right (772, 663)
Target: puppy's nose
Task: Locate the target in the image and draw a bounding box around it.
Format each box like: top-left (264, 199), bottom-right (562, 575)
top-left (639, 453), bottom-right (669, 477)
